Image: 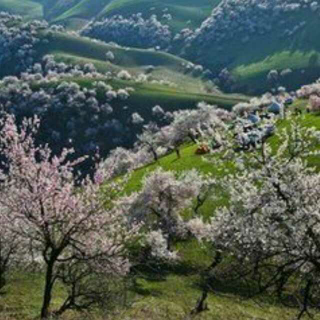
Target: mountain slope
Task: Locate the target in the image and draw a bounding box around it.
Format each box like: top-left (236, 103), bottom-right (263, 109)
top-left (50, 0), bottom-right (221, 32)
top-left (48, 0), bottom-right (113, 29)
top-left (182, 1), bottom-right (320, 94)
top-left (33, 31), bottom-right (215, 94)
top-left (2, 0), bottom-right (320, 94)
top-left (1, 99), bottom-right (320, 320)
top-left (0, 23), bottom-right (247, 159)
top-left (0, 0), bottom-right (43, 20)
top-left (97, 0), bottom-right (221, 32)
top-left (49, 0), bottom-right (320, 94)
top-left (0, 0), bottom-right (222, 32)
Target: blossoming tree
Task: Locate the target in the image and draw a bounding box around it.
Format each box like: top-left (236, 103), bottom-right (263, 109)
top-left (119, 168), bottom-right (214, 253)
top-left (188, 118), bottom-right (320, 318)
top-left (0, 114), bottom-right (140, 318)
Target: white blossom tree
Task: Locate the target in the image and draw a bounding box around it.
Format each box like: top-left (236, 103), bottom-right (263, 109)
top-left (158, 103), bottom-right (234, 158)
top-left (189, 118), bottom-right (320, 319)
top-left (119, 168), bottom-right (214, 251)
top-left (136, 123), bottom-right (161, 162)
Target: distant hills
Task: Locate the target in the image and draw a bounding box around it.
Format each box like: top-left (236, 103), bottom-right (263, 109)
top-left (1, 0), bottom-right (320, 94)
top-left (1, 0), bottom-right (221, 32)
top-left (181, 0), bottom-right (320, 94)
top-left (0, 12), bottom-right (246, 159)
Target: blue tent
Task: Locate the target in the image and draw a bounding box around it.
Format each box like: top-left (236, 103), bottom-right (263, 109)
top-left (268, 102), bottom-right (283, 114)
top-left (284, 97), bottom-right (294, 105)
top-left (248, 114), bottom-right (260, 124)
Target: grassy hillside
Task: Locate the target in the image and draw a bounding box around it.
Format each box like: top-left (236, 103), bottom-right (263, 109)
top-left (1, 99), bottom-right (320, 320)
top-left (98, 0), bottom-right (221, 33)
top-left (49, 0), bottom-right (113, 29)
top-left (0, 0), bottom-right (221, 32)
top-left (1, 0), bottom-right (320, 95)
top-left (31, 31), bottom-right (243, 97)
top-left (46, 1), bottom-right (320, 94)
top-left (231, 12), bottom-right (320, 94)
top-left (127, 100), bottom-right (320, 188)
top-left (0, 26), bottom-right (247, 159)
top-left (30, 76), bottom-right (245, 148)
top-left (48, 0), bottom-right (221, 32)
top-left (188, 10), bottom-right (320, 95)
top-left (49, 2), bottom-right (320, 94)
top-left (0, 29), bottom-right (230, 97)
top-left (0, 0), bottom-right (43, 20)
top-left (20, 73), bottom-right (246, 161)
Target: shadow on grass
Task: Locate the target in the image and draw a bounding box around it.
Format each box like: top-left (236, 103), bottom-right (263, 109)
top-left (133, 260), bottom-right (200, 281)
top-left (0, 289), bottom-right (6, 296)
top-left (190, 270), bottom-right (308, 313)
top-left (131, 281), bottom-right (163, 297)
top-left (130, 259), bottom-right (203, 298)
top-left (170, 158), bottom-right (180, 164)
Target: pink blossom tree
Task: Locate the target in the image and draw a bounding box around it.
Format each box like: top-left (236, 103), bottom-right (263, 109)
top-left (0, 208), bottom-right (23, 290)
top-left (0, 114), bottom-right (139, 318)
top-left (309, 95), bottom-right (320, 112)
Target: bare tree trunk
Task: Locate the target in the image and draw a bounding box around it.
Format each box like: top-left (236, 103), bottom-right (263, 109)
top-left (175, 148), bottom-right (181, 159)
top-left (188, 133), bottom-right (197, 144)
top-left (41, 260), bottom-right (55, 319)
top-left (297, 280), bottom-right (312, 320)
top-left (191, 251), bottom-right (222, 315)
top-left (191, 289), bottom-right (209, 315)
top-left (151, 148), bottom-right (158, 162)
top-left (0, 273), bottom-right (5, 290)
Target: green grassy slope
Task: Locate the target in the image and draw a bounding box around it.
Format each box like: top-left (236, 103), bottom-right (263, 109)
top-left (49, 0), bottom-right (221, 32)
top-left (124, 99), bottom-right (320, 319)
top-left (0, 26), bottom-right (247, 156)
top-left (98, 0), bottom-right (222, 33)
top-left (50, 0), bottom-right (113, 29)
top-left (0, 0), bottom-right (221, 32)
top-left (190, 10), bottom-right (320, 94)
top-left (44, 1), bottom-right (320, 93)
top-left (127, 100), bottom-right (320, 188)
top-left (1, 100), bottom-right (320, 320)
top-left (0, 0), bottom-right (43, 20)
top-left (31, 31), bottom-right (247, 99)
top-left (36, 76), bottom-right (246, 120)
top-left (1, 0), bottom-right (320, 95)
top-left (0, 30), bottom-right (224, 96)
top-left (23, 32), bottom-right (247, 155)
